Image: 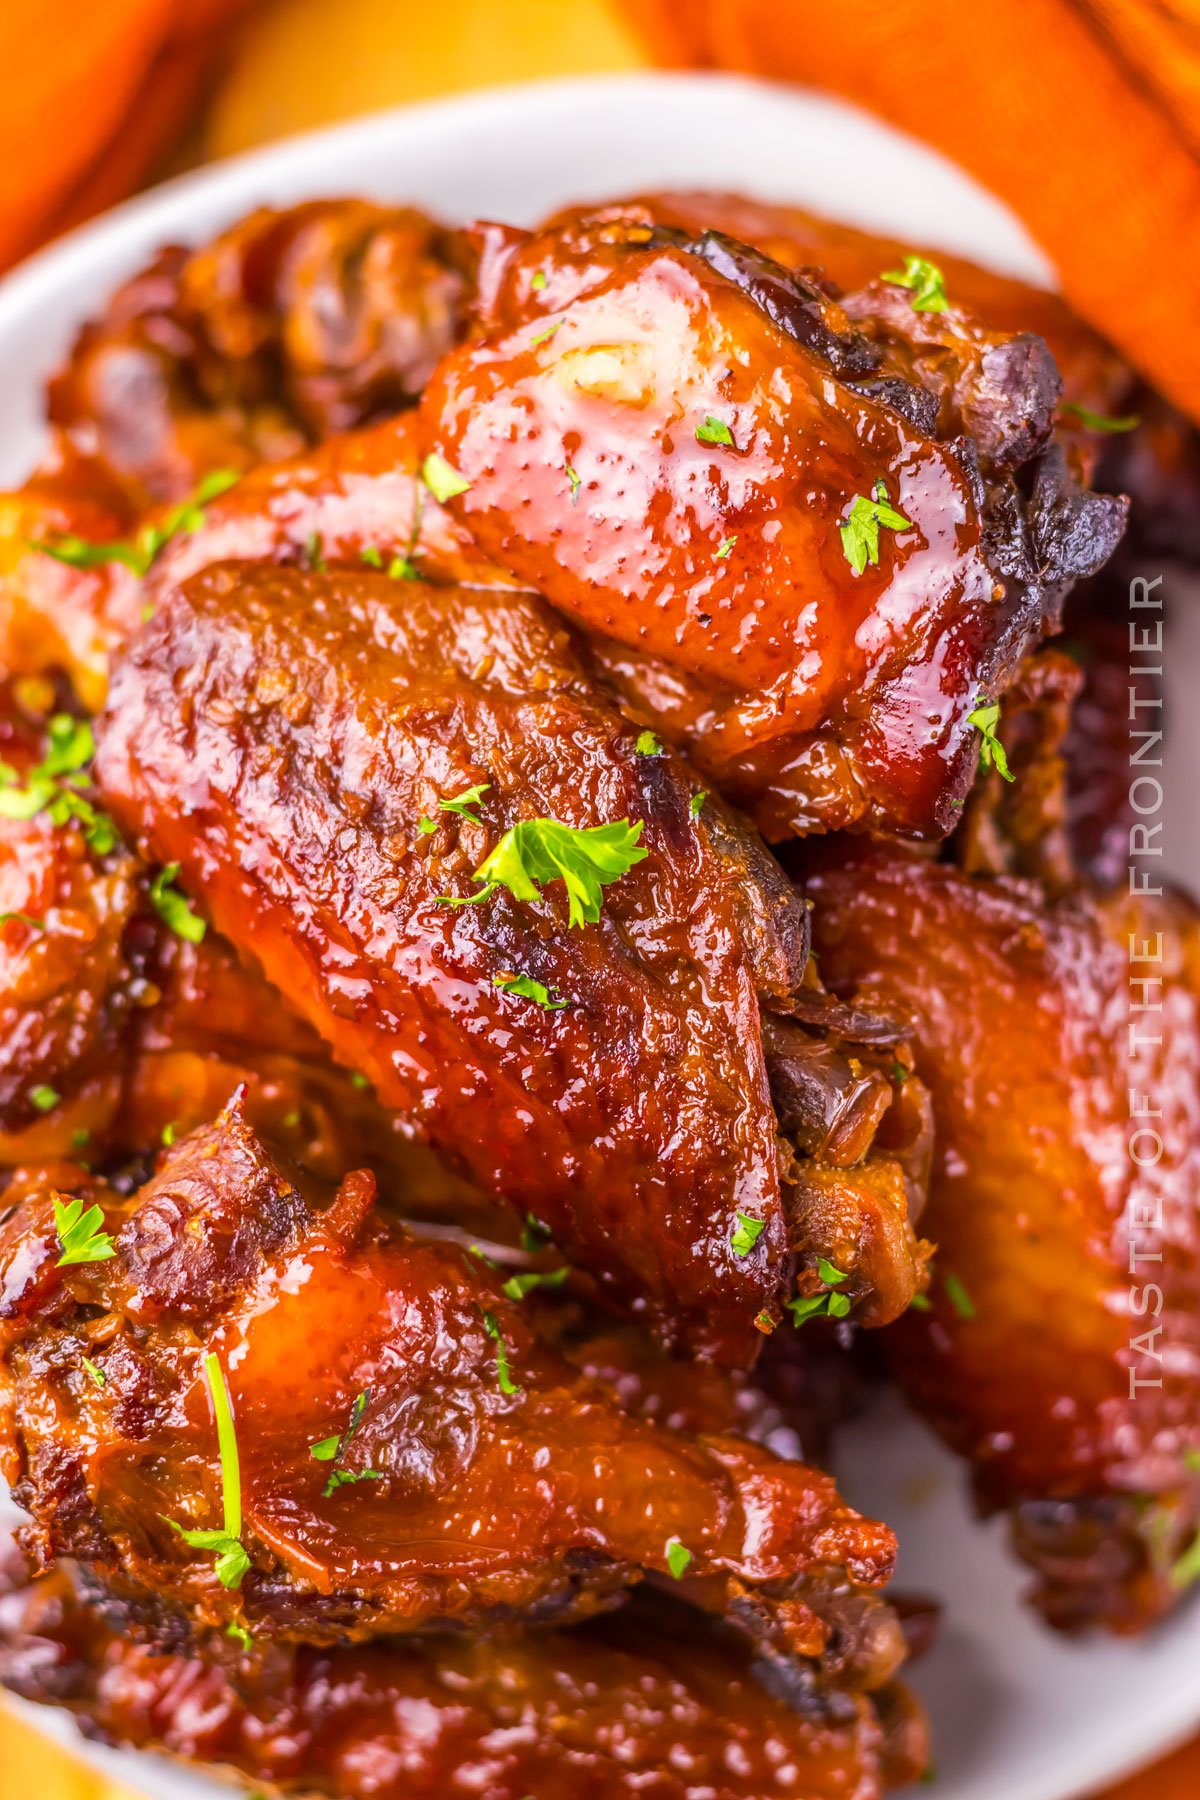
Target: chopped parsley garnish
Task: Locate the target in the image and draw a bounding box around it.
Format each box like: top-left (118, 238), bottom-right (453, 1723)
top-left (304, 531), bottom-right (326, 572)
top-left (418, 816), bottom-right (438, 835)
top-left (167, 1351), bottom-right (250, 1589)
top-left (839, 480), bottom-right (912, 576)
top-left (31, 1084), bottom-right (60, 1113)
top-left (716, 534), bottom-right (737, 559)
top-left (881, 254), bottom-right (949, 313)
top-left (531, 270), bottom-right (548, 291)
top-left (349, 1071), bottom-right (371, 1091)
top-left (0, 910), bottom-right (43, 928)
top-left (908, 1291), bottom-right (932, 1312)
top-left (967, 700), bottom-right (1013, 783)
top-left (521, 1214), bottom-right (552, 1254)
top-left (361, 544), bottom-right (418, 580)
top-left (439, 782), bottom-right (490, 819)
top-left (1184, 1447), bottom-right (1200, 1473)
top-left (422, 452), bottom-right (471, 503)
top-left (37, 469), bottom-right (240, 577)
top-left (891, 1060), bottom-right (911, 1085)
top-left (54, 1197), bottom-right (115, 1267)
top-left (689, 791), bottom-right (707, 818)
top-left (1059, 401), bottom-right (1140, 434)
top-left (730, 1212), bottom-right (765, 1256)
top-left (82, 1356), bottom-right (106, 1388)
top-left (1171, 1530), bottom-right (1200, 1590)
top-left (481, 1310), bottom-right (521, 1395)
top-left (493, 972), bottom-right (570, 1010)
top-left (162, 1122), bottom-right (179, 1147)
top-left (437, 816), bottom-right (647, 927)
top-left (310, 1390), bottom-right (372, 1496)
top-left (788, 1259), bottom-right (851, 1326)
top-left (149, 862), bottom-right (207, 943)
top-left (944, 1273), bottom-right (976, 1320)
top-left (666, 1538), bottom-right (694, 1579)
top-left (0, 713), bottom-right (118, 854)
top-left (635, 730), bottom-right (663, 756)
top-left (71, 1128), bottom-right (90, 1150)
top-left (566, 462), bottom-right (582, 502)
top-left (530, 321), bottom-right (561, 347)
top-left (696, 414), bottom-right (734, 448)
top-left (502, 1266), bottom-right (570, 1301)
top-left (226, 1622), bottom-right (254, 1652)
top-left (754, 1308), bottom-right (776, 1334)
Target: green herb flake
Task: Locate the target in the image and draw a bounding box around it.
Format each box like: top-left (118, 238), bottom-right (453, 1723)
top-left (816, 1257), bottom-right (848, 1287)
top-left (530, 321), bottom-right (562, 347)
top-left (634, 730), bottom-right (663, 756)
top-left (493, 972), bottom-right (570, 1010)
top-left (349, 1071), bottom-right (371, 1091)
top-left (502, 1266), bottom-right (570, 1301)
top-left (360, 546), bottom-right (384, 568)
top-left (0, 910), bottom-right (44, 929)
top-left (696, 414), bottom-right (734, 448)
top-left (166, 1350), bottom-right (250, 1590)
top-left (521, 1214), bottom-right (552, 1254)
top-left (1059, 401), bottom-right (1140, 434)
top-left (967, 700), bottom-right (1014, 783)
top-left (566, 462), bottom-right (582, 502)
top-left (839, 480), bottom-right (912, 576)
top-left (324, 1467), bottom-right (384, 1494)
top-left (149, 862), bottom-right (207, 943)
top-left (892, 1060), bottom-right (911, 1086)
top-left (304, 531), bottom-right (326, 572)
top-left (422, 452), bottom-right (471, 503)
top-left (309, 1435), bottom-right (341, 1463)
top-left (226, 1622), bottom-right (254, 1652)
top-left (481, 1309), bottom-right (521, 1395)
top-left (881, 255), bottom-right (949, 314)
top-left (38, 470), bottom-right (242, 577)
top-left (730, 1212), bottom-right (765, 1256)
top-left (82, 1356), bottom-right (106, 1388)
top-left (944, 1273), bottom-right (976, 1320)
top-left (666, 1538), bottom-right (694, 1579)
top-left (908, 1292), bottom-right (933, 1313)
top-left (531, 270), bottom-right (548, 292)
top-left (716, 534), bottom-right (737, 560)
top-left (1171, 1530), bottom-right (1200, 1590)
top-left (439, 782), bottom-right (490, 819)
top-left (418, 816), bottom-right (438, 835)
top-left (437, 816), bottom-right (646, 927)
top-left (1184, 1446), bottom-right (1200, 1473)
top-left (54, 1197), bottom-right (115, 1267)
top-left (162, 1122), bottom-right (178, 1147)
top-left (689, 791), bottom-right (708, 819)
top-left (31, 1084), bottom-right (60, 1113)
top-left (70, 1128), bottom-right (90, 1150)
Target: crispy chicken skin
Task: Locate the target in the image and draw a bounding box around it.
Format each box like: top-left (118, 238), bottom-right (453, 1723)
top-left (0, 1562), bottom-right (929, 1800)
top-left (0, 1103), bottom-right (904, 1685)
top-left (801, 845), bottom-right (1200, 1631)
top-left (417, 210), bottom-right (1126, 838)
top-left (94, 562), bottom-right (929, 1356)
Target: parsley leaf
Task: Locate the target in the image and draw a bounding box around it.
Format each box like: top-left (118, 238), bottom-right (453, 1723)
top-left (689, 791), bottom-right (707, 819)
top-left (816, 1257), bottom-right (848, 1287)
top-left (311, 1390), bottom-right (374, 1494)
top-left (635, 730), bottom-right (663, 756)
top-left (839, 480), bottom-right (912, 575)
top-left (521, 1214), bottom-right (552, 1254)
top-left (31, 1084), bottom-right (59, 1113)
top-left (493, 972), bottom-right (570, 1010)
top-left (149, 863), bottom-right (207, 943)
top-left (422, 452), bottom-right (471, 503)
top-left (437, 816), bottom-right (647, 927)
top-left (787, 1260), bottom-right (852, 1327)
top-left (566, 462), bottom-right (582, 502)
top-left (166, 1350), bottom-right (249, 1589)
top-left (967, 700), bottom-right (1014, 783)
top-left (502, 1266), bottom-right (570, 1301)
top-left (439, 783), bottom-right (490, 819)
top-left (418, 816), bottom-right (438, 835)
top-left (696, 415), bottom-right (734, 448)
top-left (716, 534), bottom-right (737, 559)
top-left (324, 1468), bottom-right (384, 1493)
top-left (0, 910), bottom-right (43, 929)
top-left (37, 469), bottom-right (240, 577)
top-left (481, 1309), bottom-right (521, 1394)
top-left (309, 1435), bottom-right (341, 1463)
top-left (882, 255), bottom-right (949, 313)
top-left (0, 714), bottom-right (118, 854)
top-left (1059, 401), bottom-right (1140, 434)
top-left (730, 1212), bottom-right (765, 1256)
top-left (82, 1356), bottom-right (106, 1388)
top-left (54, 1197), bottom-right (115, 1267)
top-left (531, 270), bottom-right (548, 292)
top-left (530, 321), bottom-right (561, 347)
top-left (666, 1538), bottom-right (693, 1579)
top-left (226, 1621), bottom-right (254, 1652)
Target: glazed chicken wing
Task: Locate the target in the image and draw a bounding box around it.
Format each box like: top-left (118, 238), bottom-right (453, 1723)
top-left (0, 1100), bottom-right (904, 1689)
top-left (801, 844), bottom-right (1200, 1631)
top-left (94, 562), bottom-right (929, 1357)
top-left (416, 210), bottom-right (1127, 838)
top-left (0, 1561), bottom-right (929, 1800)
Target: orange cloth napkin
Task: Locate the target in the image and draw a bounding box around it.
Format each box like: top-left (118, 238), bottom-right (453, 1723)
top-left (0, 0), bottom-right (251, 270)
top-left (619, 0), bottom-right (1200, 427)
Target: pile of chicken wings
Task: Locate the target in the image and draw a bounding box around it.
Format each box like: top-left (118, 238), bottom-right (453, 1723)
top-left (0, 186), bottom-right (1197, 1799)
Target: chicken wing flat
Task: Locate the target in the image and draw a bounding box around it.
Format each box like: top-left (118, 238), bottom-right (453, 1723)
top-left (0, 1560), bottom-right (929, 1800)
top-left (416, 209), bottom-right (1127, 838)
top-left (800, 845), bottom-right (1200, 1631)
top-left (0, 1100), bottom-right (905, 1687)
top-left (94, 562), bottom-right (929, 1356)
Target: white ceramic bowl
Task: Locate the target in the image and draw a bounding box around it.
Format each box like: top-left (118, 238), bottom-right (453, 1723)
top-left (2, 70), bottom-right (1199, 1800)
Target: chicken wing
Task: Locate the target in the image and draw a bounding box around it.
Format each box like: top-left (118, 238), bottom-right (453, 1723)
top-left (95, 562), bottom-right (928, 1356)
top-left (416, 209), bottom-right (1127, 838)
top-left (0, 1560), bottom-right (929, 1800)
top-left (0, 1100), bottom-right (905, 1687)
top-left (800, 844), bottom-right (1200, 1631)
